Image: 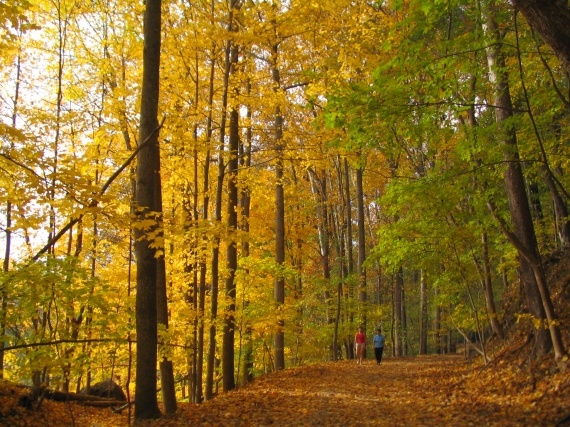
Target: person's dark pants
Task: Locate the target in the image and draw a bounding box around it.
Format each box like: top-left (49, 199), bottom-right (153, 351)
top-left (374, 346), bottom-right (384, 364)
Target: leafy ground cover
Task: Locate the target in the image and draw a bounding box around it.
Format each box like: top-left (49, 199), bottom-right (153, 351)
top-left (2, 352), bottom-right (569, 426)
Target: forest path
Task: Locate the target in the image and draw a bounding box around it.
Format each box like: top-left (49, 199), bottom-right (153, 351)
top-left (137, 354), bottom-right (557, 427)
top-left (5, 354), bottom-right (566, 426)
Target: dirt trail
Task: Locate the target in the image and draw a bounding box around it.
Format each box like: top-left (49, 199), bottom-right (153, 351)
top-left (4, 354), bottom-right (565, 426)
top-left (137, 355), bottom-right (556, 427)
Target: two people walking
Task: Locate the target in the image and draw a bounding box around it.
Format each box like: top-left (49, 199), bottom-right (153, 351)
top-left (354, 326), bottom-right (385, 365)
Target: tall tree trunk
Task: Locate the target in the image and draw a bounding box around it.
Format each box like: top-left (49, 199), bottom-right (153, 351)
top-left (481, 232), bottom-right (505, 339)
top-left (134, 0), bottom-right (162, 418)
top-left (482, 1), bottom-right (552, 357)
top-left (205, 146), bottom-right (223, 400)
top-left (240, 82), bottom-right (253, 384)
top-left (205, 75), bottom-right (228, 401)
top-left (393, 268), bottom-right (403, 357)
top-left (223, 96), bottom-right (239, 393)
top-left (196, 33), bottom-right (217, 403)
top-left (511, 0), bottom-right (570, 72)
top-left (0, 48), bottom-right (21, 378)
top-left (460, 76), bottom-right (506, 343)
top-left (511, 14), bottom-right (570, 249)
top-left (344, 159), bottom-right (355, 360)
top-left (156, 190), bottom-right (176, 413)
top-left (222, 0), bottom-right (241, 392)
top-left (434, 286), bottom-right (442, 355)
top-left (333, 267), bottom-right (342, 362)
top-left (309, 170), bottom-right (333, 341)
top-left (401, 279), bottom-right (408, 356)
top-left (274, 130), bottom-right (285, 371)
top-left (206, 0), bottom-right (240, 396)
top-left (332, 157), bottom-right (346, 361)
top-left (146, 29), bottom-right (176, 406)
top-left (271, 33), bottom-right (286, 371)
top-left (190, 154), bottom-right (199, 404)
top-left (543, 170), bottom-right (570, 248)
top-left (156, 263), bottom-right (176, 413)
top-left (1, 198), bottom-right (11, 379)
top-left (356, 161), bottom-right (367, 330)
top-left (419, 270), bottom-right (428, 355)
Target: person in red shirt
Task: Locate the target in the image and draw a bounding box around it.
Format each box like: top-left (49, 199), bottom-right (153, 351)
top-left (354, 326), bottom-right (366, 365)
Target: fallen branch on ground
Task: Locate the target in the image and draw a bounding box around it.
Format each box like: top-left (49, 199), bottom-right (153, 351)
top-left (18, 385), bottom-right (126, 410)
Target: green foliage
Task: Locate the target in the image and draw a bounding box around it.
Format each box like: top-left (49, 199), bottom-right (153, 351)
top-left (1, 256), bottom-right (124, 386)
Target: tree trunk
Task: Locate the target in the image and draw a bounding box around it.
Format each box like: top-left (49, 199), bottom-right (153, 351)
top-left (157, 255), bottom-right (177, 414)
top-left (356, 161), bottom-right (367, 329)
top-left (332, 157), bottom-right (346, 362)
top-left (272, 36), bottom-right (286, 371)
top-left (134, 0), bottom-right (162, 418)
top-left (274, 134), bottom-right (285, 371)
top-left (401, 279), bottom-right (408, 356)
top-left (394, 269), bottom-right (403, 357)
top-left (482, 1), bottom-right (552, 356)
top-left (0, 50), bottom-right (21, 379)
top-left (205, 96), bottom-right (226, 402)
top-left (543, 167), bottom-right (570, 248)
top-left (206, 0), bottom-right (237, 396)
top-left (196, 34), bottom-right (216, 403)
top-left (1, 204), bottom-right (11, 379)
top-left (511, 0), bottom-right (570, 72)
top-left (223, 101), bottom-right (239, 393)
top-left (419, 270), bottom-right (428, 355)
top-left (222, 0), bottom-right (241, 391)
top-left (390, 278), bottom-right (395, 357)
top-left (481, 232), bottom-right (505, 340)
top-left (344, 159), bottom-right (355, 360)
top-left (240, 83), bottom-right (253, 384)
top-left (309, 169), bottom-right (333, 348)
top-left (434, 287), bottom-right (442, 355)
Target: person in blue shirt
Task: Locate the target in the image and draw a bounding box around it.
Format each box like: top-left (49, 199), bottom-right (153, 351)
top-left (373, 328), bottom-right (385, 365)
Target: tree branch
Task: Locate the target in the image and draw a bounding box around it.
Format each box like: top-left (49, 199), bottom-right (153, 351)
top-left (3, 338), bottom-right (121, 351)
top-left (487, 200), bottom-right (541, 267)
top-left (31, 117), bottom-right (166, 261)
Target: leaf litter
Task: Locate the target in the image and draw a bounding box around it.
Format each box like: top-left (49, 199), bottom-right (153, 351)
top-left (2, 353), bottom-right (568, 426)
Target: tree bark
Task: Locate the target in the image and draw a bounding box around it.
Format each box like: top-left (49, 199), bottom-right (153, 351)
top-left (309, 169), bottom-right (333, 338)
top-left (157, 248), bottom-right (177, 414)
top-left (394, 268), bottom-right (403, 356)
top-left (271, 30), bottom-right (286, 371)
top-left (511, 0), bottom-right (570, 72)
top-left (419, 270), bottom-right (428, 355)
top-left (344, 159), bottom-right (355, 360)
top-left (223, 99), bottom-right (239, 392)
top-left (196, 30), bottom-right (216, 403)
top-left (240, 82), bottom-right (253, 384)
top-left (206, 0), bottom-right (236, 397)
top-left (134, 0), bottom-right (162, 418)
top-left (434, 286), bottom-right (442, 355)
top-left (356, 161), bottom-right (367, 329)
top-left (222, 0), bottom-right (241, 392)
top-left (481, 232), bottom-right (505, 340)
top-left (481, 0), bottom-right (551, 356)
top-left (1, 50), bottom-right (21, 379)
top-left (543, 168), bottom-right (570, 248)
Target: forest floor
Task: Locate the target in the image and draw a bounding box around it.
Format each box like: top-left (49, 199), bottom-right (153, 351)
top-left (2, 351), bottom-right (570, 427)
top-left (3, 250), bottom-right (570, 426)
